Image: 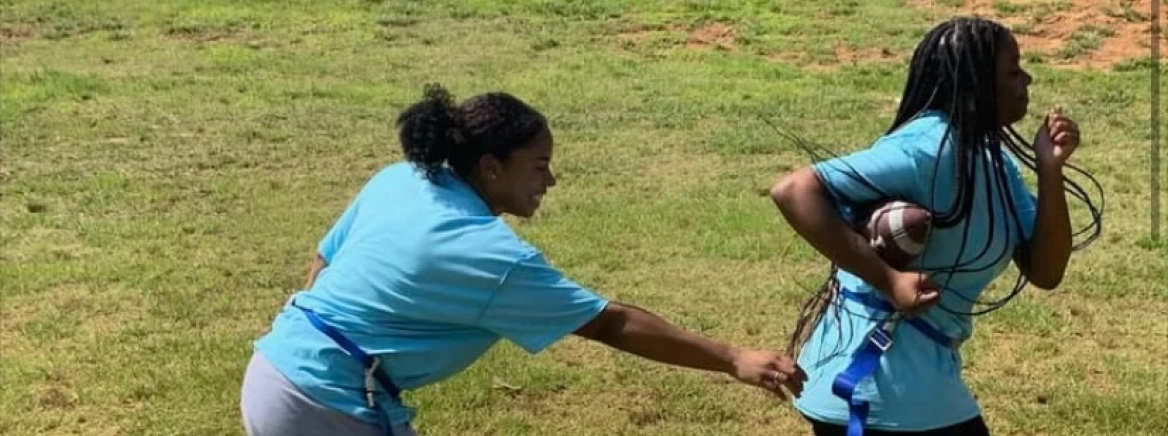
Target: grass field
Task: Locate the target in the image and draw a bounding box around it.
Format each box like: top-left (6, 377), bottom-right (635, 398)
top-left (3, 0), bottom-right (1167, 435)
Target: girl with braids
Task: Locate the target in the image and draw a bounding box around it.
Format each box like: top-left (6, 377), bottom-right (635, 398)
top-left (240, 84), bottom-right (807, 436)
top-left (769, 16), bottom-right (1101, 436)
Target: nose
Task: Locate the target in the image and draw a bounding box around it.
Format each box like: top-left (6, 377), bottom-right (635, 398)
top-left (546, 170), bottom-right (557, 188)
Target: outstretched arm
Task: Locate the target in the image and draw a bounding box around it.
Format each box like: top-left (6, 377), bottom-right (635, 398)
top-left (573, 303), bottom-right (737, 373)
top-left (573, 302), bottom-right (807, 400)
top-left (478, 252), bottom-right (806, 400)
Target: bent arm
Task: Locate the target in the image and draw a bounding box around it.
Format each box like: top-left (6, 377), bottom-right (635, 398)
top-left (1016, 165), bottom-right (1072, 289)
top-left (573, 302), bottom-right (738, 374)
top-left (769, 167), bottom-right (897, 294)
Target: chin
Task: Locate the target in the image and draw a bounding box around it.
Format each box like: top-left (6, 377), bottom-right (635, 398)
top-left (509, 206), bottom-right (537, 219)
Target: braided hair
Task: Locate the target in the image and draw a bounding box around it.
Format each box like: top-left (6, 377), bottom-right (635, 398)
top-left (783, 16), bottom-right (1104, 358)
top-left (396, 83), bottom-right (549, 182)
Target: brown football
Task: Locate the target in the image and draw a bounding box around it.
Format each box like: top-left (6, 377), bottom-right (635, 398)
top-left (862, 200), bottom-right (933, 270)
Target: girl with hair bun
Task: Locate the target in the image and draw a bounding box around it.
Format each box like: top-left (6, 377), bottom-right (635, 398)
top-left (240, 84), bottom-right (808, 436)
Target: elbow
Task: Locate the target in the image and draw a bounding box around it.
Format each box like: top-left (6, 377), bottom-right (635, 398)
top-left (574, 303), bottom-right (628, 346)
top-left (1027, 271), bottom-right (1065, 290)
top-left (1020, 246), bottom-right (1071, 291)
top-left (1029, 277), bottom-right (1060, 290)
top-left (768, 177), bottom-right (795, 209)
top-left (769, 168), bottom-right (816, 212)
top-left (1024, 264), bottom-right (1066, 290)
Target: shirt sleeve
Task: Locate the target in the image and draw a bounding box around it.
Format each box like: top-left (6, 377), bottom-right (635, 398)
top-left (317, 198), bottom-right (360, 264)
top-left (811, 135), bottom-right (926, 209)
top-left (476, 251), bottom-right (610, 354)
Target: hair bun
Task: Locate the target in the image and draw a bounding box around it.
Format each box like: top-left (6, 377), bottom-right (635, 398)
top-left (396, 83), bottom-right (462, 181)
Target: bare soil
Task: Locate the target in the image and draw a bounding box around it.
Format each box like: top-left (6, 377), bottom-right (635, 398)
top-left (686, 22), bottom-right (738, 51)
top-left (910, 0), bottom-right (1161, 69)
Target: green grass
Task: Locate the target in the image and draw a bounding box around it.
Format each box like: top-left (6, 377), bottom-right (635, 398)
top-left (1056, 25), bottom-right (1117, 61)
top-left (3, 0), bottom-right (1167, 435)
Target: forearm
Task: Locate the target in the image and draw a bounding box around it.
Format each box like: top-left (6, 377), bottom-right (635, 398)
top-left (1025, 165), bottom-right (1072, 289)
top-left (592, 303), bottom-right (739, 374)
top-left (770, 169), bottom-right (895, 294)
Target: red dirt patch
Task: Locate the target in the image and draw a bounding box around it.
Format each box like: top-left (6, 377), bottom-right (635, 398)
top-left (686, 22), bottom-right (737, 51)
top-left (614, 22), bottom-right (739, 52)
top-left (911, 0), bottom-right (1162, 69)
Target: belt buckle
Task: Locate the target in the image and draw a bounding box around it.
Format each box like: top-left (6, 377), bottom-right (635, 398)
top-left (869, 327), bottom-right (894, 351)
top-left (868, 316), bottom-right (898, 351)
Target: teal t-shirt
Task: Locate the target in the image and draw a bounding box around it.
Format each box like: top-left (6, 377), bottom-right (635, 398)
top-left (793, 111), bottom-right (1038, 431)
top-left (254, 162), bottom-right (610, 426)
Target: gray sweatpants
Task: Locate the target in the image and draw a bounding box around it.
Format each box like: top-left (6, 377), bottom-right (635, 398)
top-left (240, 351), bottom-right (417, 436)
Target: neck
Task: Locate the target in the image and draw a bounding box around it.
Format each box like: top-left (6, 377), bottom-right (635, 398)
top-left (460, 172), bottom-right (502, 216)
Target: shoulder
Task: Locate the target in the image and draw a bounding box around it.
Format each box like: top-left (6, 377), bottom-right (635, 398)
top-left (380, 161), bottom-right (420, 178)
top-left (355, 161), bottom-right (492, 215)
top-left (875, 111), bottom-right (952, 158)
top-left (422, 215), bottom-right (543, 274)
top-left (364, 161), bottom-right (424, 191)
top-left (344, 161), bottom-right (421, 205)
top-left (476, 222), bottom-right (544, 265)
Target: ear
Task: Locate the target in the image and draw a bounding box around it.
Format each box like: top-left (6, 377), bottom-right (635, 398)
top-left (477, 154), bottom-right (504, 181)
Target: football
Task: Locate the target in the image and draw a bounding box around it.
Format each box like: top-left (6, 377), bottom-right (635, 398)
top-left (861, 200), bottom-right (933, 270)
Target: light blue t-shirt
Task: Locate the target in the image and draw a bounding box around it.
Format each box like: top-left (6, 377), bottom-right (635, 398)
top-left (793, 111), bottom-right (1038, 431)
top-left (254, 162), bottom-right (610, 426)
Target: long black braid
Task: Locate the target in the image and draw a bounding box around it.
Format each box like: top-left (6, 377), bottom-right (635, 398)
top-left (781, 17), bottom-right (1105, 359)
